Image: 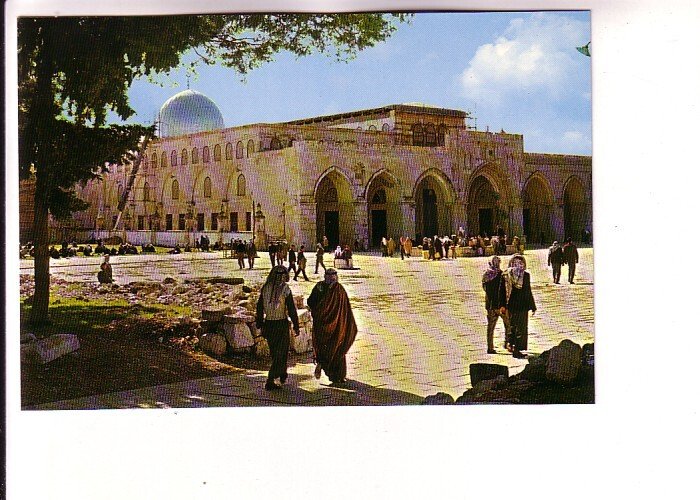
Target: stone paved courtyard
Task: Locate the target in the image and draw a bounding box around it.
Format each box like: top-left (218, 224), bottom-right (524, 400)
top-left (21, 247), bottom-right (593, 404)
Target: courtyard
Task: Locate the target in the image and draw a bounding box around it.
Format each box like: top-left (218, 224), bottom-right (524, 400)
top-left (20, 247), bottom-right (593, 408)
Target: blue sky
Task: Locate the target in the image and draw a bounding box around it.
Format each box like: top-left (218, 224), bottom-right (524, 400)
top-left (125, 11), bottom-right (591, 155)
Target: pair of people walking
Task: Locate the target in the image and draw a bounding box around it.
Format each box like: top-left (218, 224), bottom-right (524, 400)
top-left (547, 238), bottom-right (579, 284)
top-left (255, 266), bottom-right (357, 390)
top-left (482, 254), bottom-right (536, 359)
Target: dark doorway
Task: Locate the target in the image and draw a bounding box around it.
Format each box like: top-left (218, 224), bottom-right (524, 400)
top-left (522, 208), bottom-right (531, 240)
top-left (422, 188), bottom-right (438, 237)
top-left (478, 208), bottom-right (493, 236)
top-left (371, 210), bottom-right (387, 248)
top-left (324, 211), bottom-right (339, 248)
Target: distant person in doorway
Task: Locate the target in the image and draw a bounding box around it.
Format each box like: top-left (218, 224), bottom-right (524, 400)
top-left (255, 266), bottom-right (300, 391)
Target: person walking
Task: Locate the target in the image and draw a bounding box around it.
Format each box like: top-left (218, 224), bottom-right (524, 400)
top-left (399, 236), bottom-right (406, 260)
top-left (482, 256), bottom-right (510, 354)
top-left (255, 266), bottom-right (300, 391)
top-left (268, 241), bottom-right (277, 268)
top-left (246, 239), bottom-right (257, 269)
top-left (547, 240), bottom-right (564, 284)
top-left (307, 268), bottom-right (358, 384)
top-left (504, 255), bottom-right (536, 359)
top-left (314, 242), bottom-right (326, 274)
top-left (563, 237), bottom-right (579, 284)
top-left (403, 236), bottom-right (412, 258)
top-left (294, 245), bottom-right (310, 281)
top-left (236, 239), bottom-right (246, 270)
top-left (287, 244), bottom-right (297, 275)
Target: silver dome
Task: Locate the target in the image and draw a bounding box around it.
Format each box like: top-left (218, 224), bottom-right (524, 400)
top-left (158, 90), bottom-right (225, 138)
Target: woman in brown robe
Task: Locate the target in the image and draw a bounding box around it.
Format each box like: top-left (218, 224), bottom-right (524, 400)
top-left (307, 268), bottom-right (358, 384)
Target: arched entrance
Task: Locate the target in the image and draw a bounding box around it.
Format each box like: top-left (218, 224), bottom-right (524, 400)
top-left (522, 174), bottom-right (555, 244)
top-left (414, 172), bottom-right (453, 240)
top-left (366, 172), bottom-right (401, 247)
top-left (468, 175), bottom-right (499, 237)
top-left (563, 176), bottom-right (587, 240)
top-left (315, 171), bottom-right (353, 249)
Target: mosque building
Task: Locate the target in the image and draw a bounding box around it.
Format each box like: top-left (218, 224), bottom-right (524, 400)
top-left (22, 89), bottom-right (592, 248)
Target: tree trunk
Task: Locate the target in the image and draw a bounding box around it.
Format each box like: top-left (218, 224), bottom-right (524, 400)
top-left (28, 23), bottom-right (55, 325)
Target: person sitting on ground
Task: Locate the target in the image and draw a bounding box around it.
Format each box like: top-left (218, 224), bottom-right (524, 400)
top-left (342, 245), bottom-right (353, 267)
top-left (97, 254), bottom-right (114, 284)
top-left (334, 245), bottom-right (343, 259)
top-left (82, 244), bottom-right (93, 256)
top-left (49, 246), bottom-right (61, 259)
top-left (184, 243), bottom-right (192, 252)
top-left (169, 244), bottom-right (181, 254)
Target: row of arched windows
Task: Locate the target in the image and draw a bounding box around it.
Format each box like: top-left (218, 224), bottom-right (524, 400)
top-left (356, 124), bottom-right (391, 132)
top-left (141, 175), bottom-right (247, 202)
top-left (412, 123), bottom-right (447, 147)
top-left (143, 140), bottom-right (257, 169)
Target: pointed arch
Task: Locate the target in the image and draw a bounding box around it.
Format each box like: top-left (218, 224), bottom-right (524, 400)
top-left (191, 147), bottom-right (199, 164)
top-left (562, 175), bottom-right (588, 240)
top-left (171, 179), bottom-right (180, 200)
top-left (225, 142), bottom-right (233, 160)
top-left (181, 148), bottom-right (188, 165)
top-left (363, 168), bottom-right (401, 199)
top-left (412, 124), bottom-right (424, 146)
top-left (202, 146), bottom-right (210, 163)
top-left (151, 152), bottom-right (158, 168)
top-left (365, 169), bottom-right (402, 247)
top-left (203, 176), bottom-right (212, 198)
top-left (521, 171), bottom-right (556, 242)
top-left (170, 150), bottom-right (178, 166)
top-left (236, 174), bottom-right (246, 196)
top-left (161, 151), bottom-right (167, 168)
top-left (213, 144), bottom-right (222, 161)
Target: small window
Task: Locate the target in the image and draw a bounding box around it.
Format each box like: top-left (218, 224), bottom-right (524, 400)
top-left (204, 177), bottom-right (212, 198)
top-left (181, 149), bottom-right (188, 165)
top-left (230, 212), bottom-right (238, 232)
top-left (171, 150), bottom-right (178, 166)
top-left (437, 124), bottom-right (447, 146)
top-left (225, 142), bottom-right (233, 160)
top-left (425, 124), bottom-right (437, 146)
top-left (191, 147), bottom-right (199, 164)
top-left (143, 182), bottom-right (150, 202)
top-left (356, 126), bottom-right (363, 131)
top-left (412, 124), bottom-right (424, 146)
top-left (211, 213), bottom-right (218, 231)
top-left (323, 186), bottom-right (338, 203)
top-left (165, 214), bottom-right (173, 231)
top-left (213, 144), bottom-right (222, 161)
top-left (178, 214), bottom-right (186, 230)
top-left (246, 139), bottom-right (255, 157)
top-left (197, 213), bottom-right (205, 231)
top-left (161, 151), bottom-right (168, 168)
top-left (171, 179), bottom-right (179, 200)
top-left (137, 215), bottom-right (145, 230)
top-left (203, 146), bottom-right (210, 163)
top-left (237, 174), bottom-right (246, 197)
top-left (382, 123), bottom-right (390, 132)
top-left (269, 136), bottom-right (282, 150)
top-left (368, 125), bottom-right (377, 132)
top-left (371, 188), bottom-right (387, 204)
top-left (236, 141), bottom-right (244, 159)
top-left (151, 152), bottom-right (158, 168)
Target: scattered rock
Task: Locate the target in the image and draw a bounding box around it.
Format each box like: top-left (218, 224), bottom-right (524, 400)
top-left (198, 333), bottom-right (227, 357)
top-left (201, 307), bottom-right (233, 323)
top-left (20, 334), bottom-right (80, 364)
top-left (546, 339), bottom-right (582, 384)
top-left (223, 322), bottom-right (255, 351)
top-left (422, 392), bottom-right (455, 405)
top-left (163, 277), bottom-right (177, 284)
top-left (290, 324), bottom-right (313, 354)
top-left (469, 363), bottom-right (509, 386)
top-left (242, 285), bottom-right (253, 293)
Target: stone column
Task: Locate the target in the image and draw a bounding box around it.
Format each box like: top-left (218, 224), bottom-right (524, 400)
top-left (400, 198), bottom-right (416, 240)
top-left (552, 200), bottom-right (565, 241)
top-left (354, 199), bottom-right (369, 249)
top-left (509, 205), bottom-right (524, 239)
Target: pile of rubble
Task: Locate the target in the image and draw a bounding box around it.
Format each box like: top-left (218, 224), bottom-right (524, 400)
top-left (197, 293), bottom-right (313, 359)
top-left (19, 275), bottom-right (313, 364)
top-left (423, 339), bottom-right (595, 405)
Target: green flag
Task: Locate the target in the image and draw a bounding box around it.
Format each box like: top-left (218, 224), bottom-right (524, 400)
top-left (576, 42), bottom-right (591, 57)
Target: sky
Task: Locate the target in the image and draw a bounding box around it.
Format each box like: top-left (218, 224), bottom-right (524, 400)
top-left (123, 11), bottom-right (591, 155)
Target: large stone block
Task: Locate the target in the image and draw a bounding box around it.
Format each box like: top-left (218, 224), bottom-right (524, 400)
top-left (546, 339), bottom-right (582, 384)
top-left (199, 333), bottom-right (227, 357)
top-left (201, 307), bottom-right (232, 323)
top-left (422, 392), bottom-right (455, 405)
top-left (21, 334), bottom-right (80, 364)
top-left (289, 324), bottom-right (313, 354)
top-left (469, 363), bottom-right (509, 387)
top-left (223, 322), bottom-right (255, 351)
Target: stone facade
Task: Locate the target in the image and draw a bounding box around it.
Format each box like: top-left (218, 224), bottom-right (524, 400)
top-left (22, 94), bottom-right (592, 248)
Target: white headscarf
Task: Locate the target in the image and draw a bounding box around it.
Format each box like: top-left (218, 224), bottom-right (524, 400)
top-left (504, 254), bottom-right (527, 301)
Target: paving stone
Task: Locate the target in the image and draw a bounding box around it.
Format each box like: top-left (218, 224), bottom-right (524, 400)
top-left (21, 334), bottom-right (80, 364)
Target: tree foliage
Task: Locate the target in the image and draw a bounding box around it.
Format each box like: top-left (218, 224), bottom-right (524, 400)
top-left (17, 13), bottom-right (409, 323)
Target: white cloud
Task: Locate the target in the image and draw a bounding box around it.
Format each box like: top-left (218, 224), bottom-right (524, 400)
top-left (460, 13), bottom-right (588, 104)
